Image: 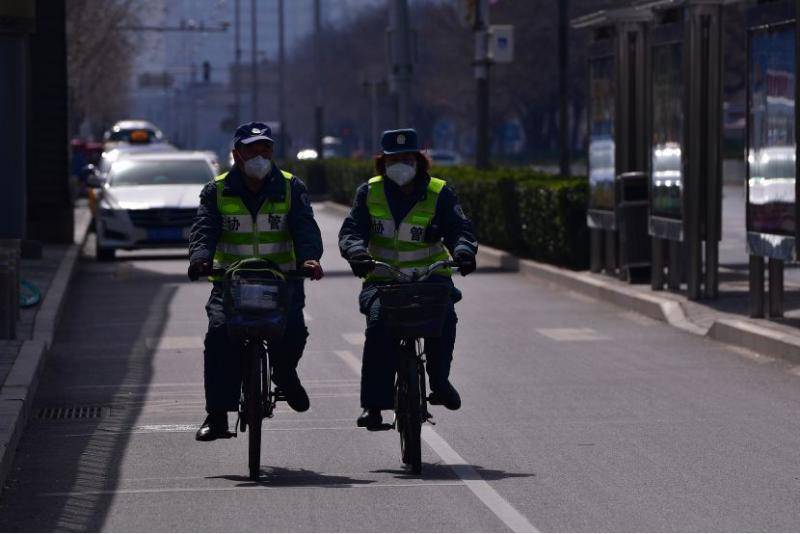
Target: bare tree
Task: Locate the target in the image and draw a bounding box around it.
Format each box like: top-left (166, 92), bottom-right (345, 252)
top-left (66, 0), bottom-right (141, 137)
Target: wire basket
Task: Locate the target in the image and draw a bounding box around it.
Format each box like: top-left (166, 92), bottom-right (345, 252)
top-left (377, 282), bottom-right (451, 338)
top-left (223, 264), bottom-right (288, 341)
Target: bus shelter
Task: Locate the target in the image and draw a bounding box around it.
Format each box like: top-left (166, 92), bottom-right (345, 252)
top-left (640, 0), bottom-right (725, 300)
top-left (573, 8), bottom-right (651, 281)
top-left (745, 0), bottom-right (797, 318)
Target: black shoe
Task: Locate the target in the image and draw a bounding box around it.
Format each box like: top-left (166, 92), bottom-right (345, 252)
top-left (356, 408), bottom-right (382, 429)
top-left (275, 369), bottom-right (310, 412)
top-left (195, 412), bottom-right (230, 441)
top-left (429, 381), bottom-right (461, 410)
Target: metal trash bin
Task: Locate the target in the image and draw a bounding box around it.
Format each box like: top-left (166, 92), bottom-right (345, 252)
top-left (616, 172), bottom-right (651, 282)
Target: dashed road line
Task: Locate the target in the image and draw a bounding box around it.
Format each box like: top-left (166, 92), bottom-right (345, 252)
top-left (342, 332), bottom-right (366, 346)
top-left (536, 328), bottom-right (610, 342)
top-left (333, 349), bottom-right (538, 533)
top-left (39, 481), bottom-right (466, 498)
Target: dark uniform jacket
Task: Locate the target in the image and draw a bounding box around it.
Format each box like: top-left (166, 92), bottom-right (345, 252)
top-left (338, 174), bottom-right (477, 262)
top-left (189, 164), bottom-right (323, 266)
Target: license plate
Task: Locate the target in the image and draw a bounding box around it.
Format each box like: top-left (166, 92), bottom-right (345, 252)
top-left (147, 227), bottom-right (183, 241)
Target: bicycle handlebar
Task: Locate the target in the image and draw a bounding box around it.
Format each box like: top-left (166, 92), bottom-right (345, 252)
top-left (353, 259), bottom-right (459, 282)
top-left (203, 267), bottom-right (314, 280)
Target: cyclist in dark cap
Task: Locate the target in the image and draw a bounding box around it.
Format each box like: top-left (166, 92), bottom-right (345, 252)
top-left (339, 128), bottom-right (477, 430)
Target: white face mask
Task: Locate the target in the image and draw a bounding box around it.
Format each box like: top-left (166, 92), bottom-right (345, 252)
top-left (242, 155), bottom-right (272, 180)
top-left (385, 162), bottom-right (417, 186)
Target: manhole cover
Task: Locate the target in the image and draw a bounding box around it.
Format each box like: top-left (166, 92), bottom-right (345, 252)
top-left (36, 406), bottom-right (110, 420)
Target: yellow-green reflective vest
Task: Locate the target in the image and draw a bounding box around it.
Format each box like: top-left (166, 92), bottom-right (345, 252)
top-left (210, 171), bottom-right (296, 281)
top-left (366, 175), bottom-right (451, 281)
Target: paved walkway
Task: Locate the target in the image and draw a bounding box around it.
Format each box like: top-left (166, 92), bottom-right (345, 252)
top-left (0, 204), bottom-right (91, 388)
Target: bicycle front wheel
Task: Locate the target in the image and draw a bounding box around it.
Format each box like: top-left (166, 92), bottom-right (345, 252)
top-left (246, 342), bottom-right (263, 481)
top-left (399, 342), bottom-right (422, 474)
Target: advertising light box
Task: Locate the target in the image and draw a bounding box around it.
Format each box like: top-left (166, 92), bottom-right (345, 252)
top-left (650, 42), bottom-right (684, 221)
top-left (588, 56), bottom-right (616, 213)
top-left (747, 22), bottom-right (796, 249)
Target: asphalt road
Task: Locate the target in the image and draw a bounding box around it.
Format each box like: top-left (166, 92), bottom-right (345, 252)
top-left (2, 204), bottom-right (800, 531)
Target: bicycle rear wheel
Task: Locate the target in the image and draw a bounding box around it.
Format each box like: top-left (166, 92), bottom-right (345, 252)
top-left (398, 341), bottom-right (422, 474)
top-left (246, 342), bottom-right (263, 481)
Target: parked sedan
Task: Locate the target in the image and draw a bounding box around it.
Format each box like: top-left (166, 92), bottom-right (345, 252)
top-left (90, 152), bottom-right (215, 261)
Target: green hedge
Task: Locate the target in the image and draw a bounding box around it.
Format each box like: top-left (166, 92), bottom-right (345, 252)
top-left (284, 159), bottom-right (589, 269)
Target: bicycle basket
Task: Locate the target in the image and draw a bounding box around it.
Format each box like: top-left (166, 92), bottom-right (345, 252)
top-left (377, 282), bottom-right (451, 338)
top-left (223, 263), bottom-right (288, 341)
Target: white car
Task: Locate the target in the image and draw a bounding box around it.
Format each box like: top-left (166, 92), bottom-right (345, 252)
top-left (91, 152), bottom-right (215, 261)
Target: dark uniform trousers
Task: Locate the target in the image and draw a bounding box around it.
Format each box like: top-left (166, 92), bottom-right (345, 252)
top-left (359, 281), bottom-right (459, 410)
top-left (203, 280), bottom-right (308, 413)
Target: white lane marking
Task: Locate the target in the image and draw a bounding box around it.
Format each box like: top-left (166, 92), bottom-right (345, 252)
top-left (63, 425), bottom-right (358, 438)
top-left (145, 336), bottom-right (204, 350)
top-left (726, 345), bottom-right (776, 364)
top-left (422, 427), bottom-right (539, 533)
top-left (619, 311), bottom-right (660, 327)
top-left (333, 350), bottom-right (538, 533)
top-left (66, 377), bottom-right (358, 390)
top-left (342, 332), bottom-right (366, 346)
top-left (39, 481), bottom-right (465, 498)
top-left (536, 328), bottom-right (610, 342)
top-left (566, 290), bottom-right (597, 304)
top-left (334, 350), bottom-right (362, 374)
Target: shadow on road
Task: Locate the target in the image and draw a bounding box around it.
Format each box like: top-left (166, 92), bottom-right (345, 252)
top-left (373, 464), bottom-right (535, 481)
top-left (209, 466), bottom-right (374, 488)
top-left (0, 255), bottom-right (184, 531)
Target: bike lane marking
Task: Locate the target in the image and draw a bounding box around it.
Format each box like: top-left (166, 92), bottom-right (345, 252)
top-left (38, 481), bottom-right (466, 498)
top-left (333, 350), bottom-right (539, 533)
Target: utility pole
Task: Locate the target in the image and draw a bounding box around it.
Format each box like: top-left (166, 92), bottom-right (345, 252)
top-left (362, 79), bottom-right (386, 152)
top-left (314, 0), bottom-right (324, 158)
top-left (558, 0), bottom-right (570, 178)
top-left (473, 0), bottom-right (491, 169)
top-left (389, 0), bottom-right (412, 126)
top-left (250, 0), bottom-right (258, 120)
top-left (277, 0), bottom-right (286, 159)
top-left (234, 0), bottom-right (241, 127)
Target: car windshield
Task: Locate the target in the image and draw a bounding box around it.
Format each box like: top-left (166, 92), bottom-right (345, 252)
top-left (110, 159), bottom-right (213, 186)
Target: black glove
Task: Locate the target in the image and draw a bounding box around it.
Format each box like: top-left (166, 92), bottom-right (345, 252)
top-left (188, 259), bottom-right (212, 281)
top-left (348, 251), bottom-right (374, 278)
top-left (454, 251), bottom-right (476, 277)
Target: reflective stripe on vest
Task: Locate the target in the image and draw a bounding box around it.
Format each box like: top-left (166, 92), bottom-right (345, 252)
top-left (210, 171), bottom-right (296, 280)
top-left (366, 175), bottom-right (451, 281)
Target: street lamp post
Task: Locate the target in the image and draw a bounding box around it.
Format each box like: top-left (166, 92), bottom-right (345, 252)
top-left (473, 0), bottom-right (491, 169)
top-left (278, 0), bottom-right (286, 159)
top-left (251, 0), bottom-right (258, 120)
top-left (314, 0), bottom-right (324, 158)
top-left (389, 0), bottom-right (413, 126)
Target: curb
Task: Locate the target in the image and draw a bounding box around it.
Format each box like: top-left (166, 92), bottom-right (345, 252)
top-left (0, 209), bottom-right (91, 494)
top-left (479, 243), bottom-right (800, 364)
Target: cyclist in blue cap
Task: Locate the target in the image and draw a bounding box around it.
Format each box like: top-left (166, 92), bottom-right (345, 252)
top-left (189, 121), bottom-right (324, 441)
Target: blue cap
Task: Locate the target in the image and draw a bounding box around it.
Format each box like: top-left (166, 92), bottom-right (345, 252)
top-left (233, 121), bottom-right (274, 146)
top-left (381, 128), bottom-right (419, 155)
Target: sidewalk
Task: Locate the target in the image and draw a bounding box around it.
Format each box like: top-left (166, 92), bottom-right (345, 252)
top-left (0, 202), bottom-right (91, 493)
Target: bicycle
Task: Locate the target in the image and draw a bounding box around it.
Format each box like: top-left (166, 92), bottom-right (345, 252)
top-left (357, 259), bottom-right (459, 475)
top-left (209, 258), bottom-right (311, 481)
